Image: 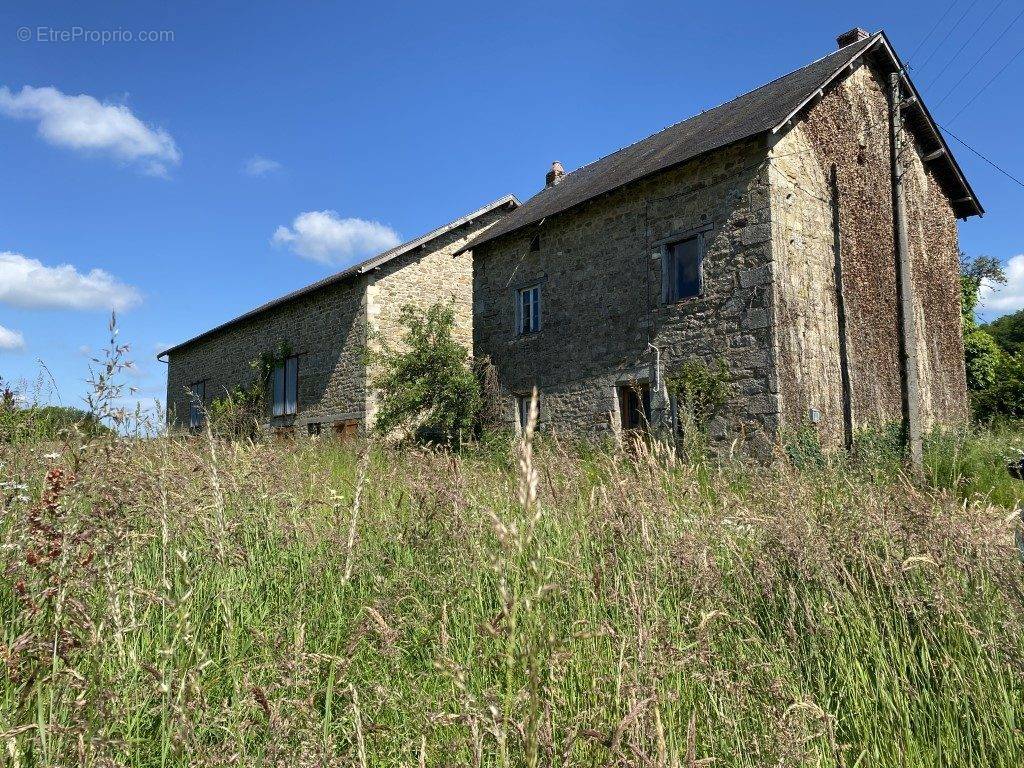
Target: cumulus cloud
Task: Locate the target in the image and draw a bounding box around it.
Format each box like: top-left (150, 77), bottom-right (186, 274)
top-left (272, 211), bottom-right (401, 265)
top-left (242, 155), bottom-right (282, 177)
top-left (0, 85), bottom-right (181, 175)
top-left (0, 252), bottom-right (141, 311)
top-left (0, 324), bottom-right (24, 351)
top-left (979, 254), bottom-right (1024, 317)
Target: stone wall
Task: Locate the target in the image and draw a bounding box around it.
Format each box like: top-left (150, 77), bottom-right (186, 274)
top-left (165, 276), bottom-right (369, 431)
top-left (166, 206), bottom-right (512, 433)
top-left (769, 61), bottom-right (968, 446)
top-left (473, 139), bottom-right (780, 452)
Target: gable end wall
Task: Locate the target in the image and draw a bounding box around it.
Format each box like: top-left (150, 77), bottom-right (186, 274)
top-left (768, 61), bottom-right (968, 446)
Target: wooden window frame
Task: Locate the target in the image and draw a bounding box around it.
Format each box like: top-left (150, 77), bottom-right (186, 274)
top-left (658, 224), bottom-right (711, 304)
top-left (617, 381), bottom-right (652, 432)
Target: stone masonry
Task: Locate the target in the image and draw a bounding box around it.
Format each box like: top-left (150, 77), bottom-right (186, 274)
top-left (164, 200), bottom-right (514, 433)
top-left (473, 139), bottom-right (779, 451)
top-left (472, 47), bottom-right (971, 452)
top-left (770, 62), bottom-right (968, 448)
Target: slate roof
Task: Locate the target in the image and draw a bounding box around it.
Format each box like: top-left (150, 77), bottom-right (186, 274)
top-left (463, 31), bottom-right (981, 253)
top-left (159, 194), bottom-right (519, 358)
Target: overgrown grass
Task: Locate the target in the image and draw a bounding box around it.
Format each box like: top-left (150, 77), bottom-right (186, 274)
top-left (2, 416), bottom-right (1024, 766)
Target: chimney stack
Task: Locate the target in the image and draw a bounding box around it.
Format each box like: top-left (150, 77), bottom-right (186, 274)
top-left (836, 27), bottom-right (869, 49)
top-left (545, 161), bottom-right (565, 187)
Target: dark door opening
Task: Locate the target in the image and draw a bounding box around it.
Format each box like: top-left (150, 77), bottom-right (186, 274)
top-left (617, 382), bottom-right (651, 431)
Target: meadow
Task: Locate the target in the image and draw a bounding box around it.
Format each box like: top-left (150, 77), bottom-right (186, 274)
top-left (2, 407), bottom-right (1024, 766)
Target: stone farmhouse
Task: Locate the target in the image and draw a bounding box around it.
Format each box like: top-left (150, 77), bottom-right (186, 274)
top-left (160, 196), bottom-right (518, 435)
top-left (163, 28), bottom-right (981, 450)
top-left (465, 28), bottom-right (980, 452)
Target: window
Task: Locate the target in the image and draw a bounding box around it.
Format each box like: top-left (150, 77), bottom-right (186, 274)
top-left (516, 392), bottom-right (538, 433)
top-left (188, 381), bottom-right (206, 429)
top-left (662, 234), bottom-right (704, 303)
top-left (272, 355), bottom-right (298, 416)
top-left (516, 285), bottom-right (541, 335)
top-left (617, 382), bottom-right (651, 431)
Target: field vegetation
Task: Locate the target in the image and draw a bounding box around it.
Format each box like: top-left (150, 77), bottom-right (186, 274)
top-left (3, 385), bottom-right (1024, 765)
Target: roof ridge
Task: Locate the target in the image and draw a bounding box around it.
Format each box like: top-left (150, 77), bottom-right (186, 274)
top-left (538, 33), bottom-right (882, 189)
top-left (159, 193), bottom-right (520, 357)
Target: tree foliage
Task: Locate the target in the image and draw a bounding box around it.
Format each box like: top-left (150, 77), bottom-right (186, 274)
top-left (971, 353), bottom-right (1024, 422)
top-left (984, 308), bottom-right (1024, 358)
top-left (964, 327), bottom-right (1003, 391)
top-left (369, 303), bottom-right (480, 445)
top-left (959, 253), bottom-right (1006, 331)
top-left (959, 254), bottom-right (1023, 421)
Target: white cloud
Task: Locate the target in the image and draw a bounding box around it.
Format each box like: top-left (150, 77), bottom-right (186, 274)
top-left (0, 85), bottom-right (181, 175)
top-left (0, 324), bottom-right (24, 351)
top-left (0, 252), bottom-right (141, 311)
top-left (979, 254), bottom-right (1024, 318)
top-left (242, 155), bottom-right (282, 177)
top-left (272, 211), bottom-right (401, 265)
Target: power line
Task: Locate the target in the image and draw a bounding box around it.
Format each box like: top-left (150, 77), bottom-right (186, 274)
top-left (938, 122), bottom-right (1024, 189)
top-left (933, 5), bottom-right (1024, 108)
top-left (915, 0), bottom-right (984, 72)
top-left (925, 0), bottom-right (1007, 89)
top-left (948, 40), bottom-right (1024, 123)
top-left (908, 0), bottom-right (959, 64)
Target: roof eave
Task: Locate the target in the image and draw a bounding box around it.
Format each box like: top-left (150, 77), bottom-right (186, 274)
top-left (158, 194), bottom-right (521, 359)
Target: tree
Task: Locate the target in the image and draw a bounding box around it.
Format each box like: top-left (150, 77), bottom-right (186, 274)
top-left (971, 353), bottom-right (1024, 422)
top-left (959, 253), bottom-right (1006, 392)
top-left (984, 308), bottom-right (1024, 358)
top-left (959, 253), bottom-right (1006, 331)
top-left (959, 254), bottom-right (1024, 421)
top-left (369, 303), bottom-right (481, 445)
top-left (964, 327), bottom-right (1002, 390)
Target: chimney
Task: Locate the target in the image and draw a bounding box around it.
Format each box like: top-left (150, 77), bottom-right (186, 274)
top-left (836, 27), bottom-right (869, 49)
top-left (545, 161), bottom-right (565, 187)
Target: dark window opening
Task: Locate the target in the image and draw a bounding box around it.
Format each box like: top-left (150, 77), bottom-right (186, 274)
top-left (273, 355), bottom-right (298, 416)
top-left (618, 382), bottom-right (651, 431)
top-left (188, 380), bottom-right (206, 430)
top-left (662, 234), bottom-right (704, 303)
top-left (529, 234), bottom-right (540, 252)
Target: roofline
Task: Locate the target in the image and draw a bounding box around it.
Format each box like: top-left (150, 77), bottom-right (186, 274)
top-left (157, 193), bottom-right (520, 360)
top-left (466, 31), bottom-right (982, 255)
top-left (771, 30), bottom-right (983, 218)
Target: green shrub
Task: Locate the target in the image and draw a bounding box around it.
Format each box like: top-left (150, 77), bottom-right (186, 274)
top-left (964, 327), bottom-right (1002, 390)
top-left (368, 302), bottom-right (480, 445)
top-left (972, 353), bottom-right (1024, 422)
top-left (666, 358), bottom-right (731, 426)
top-left (208, 384), bottom-right (265, 439)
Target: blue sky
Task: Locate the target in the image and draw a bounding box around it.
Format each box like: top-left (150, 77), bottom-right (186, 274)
top-left (1, 0), bottom-right (1022, 416)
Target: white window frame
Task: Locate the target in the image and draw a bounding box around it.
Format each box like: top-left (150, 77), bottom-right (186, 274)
top-left (272, 355), bottom-right (298, 416)
top-left (188, 380), bottom-right (206, 429)
top-left (515, 284), bottom-right (542, 336)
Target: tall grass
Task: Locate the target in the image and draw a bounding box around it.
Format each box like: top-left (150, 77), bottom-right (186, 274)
top-left (2, 409), bottom-right (1024, 765)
